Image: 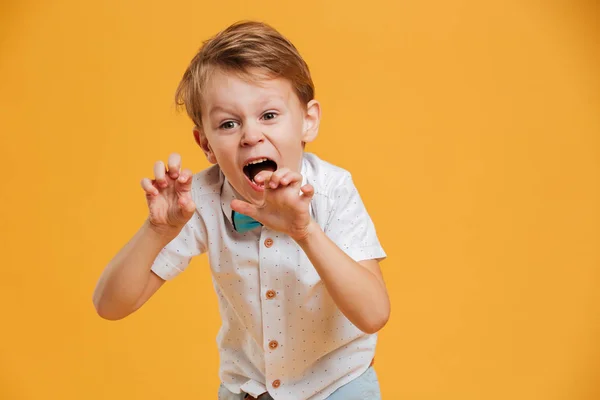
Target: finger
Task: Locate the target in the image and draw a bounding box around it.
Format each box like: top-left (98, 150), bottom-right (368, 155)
top-left (154, 161), bottom-right (168, 188)
top-left (254, 170), bottom-right (274, 186)
top-left (269, 168), bottom-right (290, 189)
top-left (300, 184), bottom-right (314, 202)
top-left (141, 178), bottom-right (159, 196)
top-left (230, 199), bottom-right (260, 220)
top-left (178, 193), bottom-right (196, 214)
top-left (167, 153), bottom-right (181, 179)
top-left (279, 171), bottom-right (302, 186)
top-left (176, 168), bottom-right (194, 191)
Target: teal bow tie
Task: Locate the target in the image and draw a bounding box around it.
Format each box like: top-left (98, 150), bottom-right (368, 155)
top-left (232, 211), bottom-right (262, 233)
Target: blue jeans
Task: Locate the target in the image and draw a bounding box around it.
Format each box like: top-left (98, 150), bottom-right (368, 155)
top-left (217, 366), bottom-right (381, 400)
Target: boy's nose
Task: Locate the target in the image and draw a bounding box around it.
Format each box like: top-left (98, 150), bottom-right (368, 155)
top-left (241, 126), bottom-right (265, 147)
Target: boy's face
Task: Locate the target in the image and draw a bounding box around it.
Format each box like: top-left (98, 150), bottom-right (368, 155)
top-left (195, 68), bottom-right (320, 204)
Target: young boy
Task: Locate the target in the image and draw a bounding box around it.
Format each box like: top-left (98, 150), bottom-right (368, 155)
top-left (93, 21), bottom-right (390, 400)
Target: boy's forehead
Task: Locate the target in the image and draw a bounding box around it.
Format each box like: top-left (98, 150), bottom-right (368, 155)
top-left (204, 68), bottom-right (295, 109)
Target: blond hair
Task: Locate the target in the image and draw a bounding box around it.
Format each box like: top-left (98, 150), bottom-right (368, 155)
top-left (175, 21), bottom-right (315, 128)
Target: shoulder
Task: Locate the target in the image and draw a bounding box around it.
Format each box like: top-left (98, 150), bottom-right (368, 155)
top-left (190, 163), bottom-right (224, 198)
top-left (303, 152), bottom-right (353, 199)
top-left (184, 164), bottom-right (223, 234)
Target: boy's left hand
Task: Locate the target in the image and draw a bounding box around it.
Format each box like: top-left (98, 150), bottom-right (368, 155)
top-left (230, 168), bottom-right (314, 241)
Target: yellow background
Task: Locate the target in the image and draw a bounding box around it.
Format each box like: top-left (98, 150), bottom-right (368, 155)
top-left (1, 0), bottom-right (599, 399)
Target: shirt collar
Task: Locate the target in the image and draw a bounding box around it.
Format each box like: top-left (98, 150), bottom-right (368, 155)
top-left (220, 175), bottom-right (238, 227)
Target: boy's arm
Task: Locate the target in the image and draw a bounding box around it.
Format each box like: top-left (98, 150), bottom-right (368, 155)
top-left (296, 222), bottom-right (390, 334)
top-left (93, 153), bottom-right (199, 320)
top-left (92, 220), bottom-right (175, 320)
top-left (230, 168), bottom-right (389, 334)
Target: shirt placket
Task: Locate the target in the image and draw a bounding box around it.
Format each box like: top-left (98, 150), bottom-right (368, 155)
top-left (258, 227), bottom-right (286, 395)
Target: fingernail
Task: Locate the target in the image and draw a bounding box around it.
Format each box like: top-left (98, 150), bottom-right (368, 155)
top-left (270, 182), bottom-right (277, 188)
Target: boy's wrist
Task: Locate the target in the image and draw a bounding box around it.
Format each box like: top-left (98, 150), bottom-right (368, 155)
top-left (143, 219), bottom-right (180, 244)
top-left (294, 219), bottom-right (321, 245)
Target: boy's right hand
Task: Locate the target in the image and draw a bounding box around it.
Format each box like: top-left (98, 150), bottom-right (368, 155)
top-left (140, 153), bottom-right (196, 235)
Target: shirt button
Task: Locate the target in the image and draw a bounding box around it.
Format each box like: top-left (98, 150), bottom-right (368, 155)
top-left (268, 340), bottom-right (278, 350)
top-left (272, 379), bottom-right (281, 388)
top-left (266, 290), bottom-right (276, 299)
top-left (264, 238), bottom-right (274, 247)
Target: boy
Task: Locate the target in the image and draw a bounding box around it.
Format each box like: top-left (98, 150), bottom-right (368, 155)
top-left (93, 21), bottom-right (390, 400)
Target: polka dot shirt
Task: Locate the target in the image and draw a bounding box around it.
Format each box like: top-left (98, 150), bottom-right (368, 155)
top-left (151, 152), bottom-right (386, 400)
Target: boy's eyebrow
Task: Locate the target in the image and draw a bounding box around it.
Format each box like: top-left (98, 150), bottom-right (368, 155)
top-left (208, 105), bottom-right (233, 117)
top-left (209, 98), bottom-right (286, 118)
top-left (258, 96), bottom-right (286, 108)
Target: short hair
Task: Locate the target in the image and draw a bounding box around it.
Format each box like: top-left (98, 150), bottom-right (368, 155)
top-left (175, 21), bottom-right (315, 128)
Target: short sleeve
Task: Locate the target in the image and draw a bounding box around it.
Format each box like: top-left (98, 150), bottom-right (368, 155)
top-left (325, 173), bottom-right (386, 262)
top-left (150, 215), bottom-right (207, 280)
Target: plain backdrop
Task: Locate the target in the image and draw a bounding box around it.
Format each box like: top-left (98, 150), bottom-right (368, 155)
top-left (0, 1), bottom-right (599, 399)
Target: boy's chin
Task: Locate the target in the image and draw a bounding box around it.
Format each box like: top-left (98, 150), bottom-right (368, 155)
top-left (229, 178), bottom-right (263, 203)
top-left (242, 187), bottom-right (265, 204)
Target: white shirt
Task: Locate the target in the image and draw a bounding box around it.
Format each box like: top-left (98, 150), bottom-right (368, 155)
top-left (151, 152), bottom-right (386, 400)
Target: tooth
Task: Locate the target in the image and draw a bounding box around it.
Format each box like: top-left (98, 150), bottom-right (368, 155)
top-left (245, 158), bottom-right (268, 167)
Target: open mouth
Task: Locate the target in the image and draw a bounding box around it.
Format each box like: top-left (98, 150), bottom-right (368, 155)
top-left (243, 158), bottom-right (278, 189)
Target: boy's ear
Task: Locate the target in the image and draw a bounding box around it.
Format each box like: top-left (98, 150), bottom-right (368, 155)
top-left (193, 126), bottom-right (218, 164)
top-left (301, 100), bottom-right (321, 143)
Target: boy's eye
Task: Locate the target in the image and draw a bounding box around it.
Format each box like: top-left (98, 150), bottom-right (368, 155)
top-left (262, 112), bottom-right (277, 121)
top-left (220, 121), bottom-right (239, 130)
